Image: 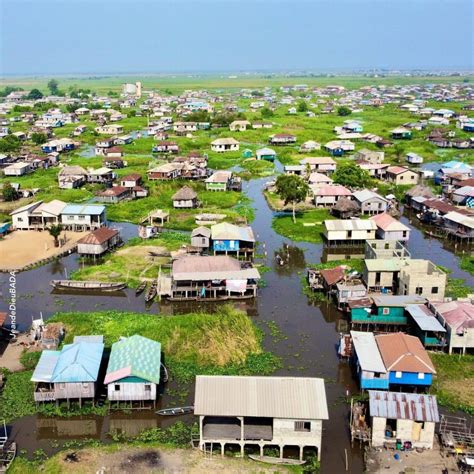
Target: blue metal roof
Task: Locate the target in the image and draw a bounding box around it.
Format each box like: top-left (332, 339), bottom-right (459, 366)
top-left (62, 204), bottom-right (105, 216)
top-left (51, 341), bottom-right (104, 383)
top-left (31, 350), bottom-right (60, 383)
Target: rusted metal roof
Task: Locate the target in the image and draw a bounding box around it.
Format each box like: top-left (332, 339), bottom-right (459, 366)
top-left (368, 390), bottom-right (440, 422)
top-left (194, 375), bottom-right (329, 420)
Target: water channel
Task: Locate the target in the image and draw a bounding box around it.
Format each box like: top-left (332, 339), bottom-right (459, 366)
top-left (0, 163), bottom-right (473, 473)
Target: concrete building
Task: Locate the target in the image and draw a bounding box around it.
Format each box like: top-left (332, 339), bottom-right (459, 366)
top-left (3, 162), bottom-right (31, 176)
top-left (194, 375), bottom-right (329, 460)
top-left (323, 219), bottom-right (377, 245)
top-left (398, 260), bottom-right (447, 300)
top-left (211, 138), bottom-right (239, 152)
top-left (352, 190), bottom-right (388, 215)
top-left (428, 301), bottom-right (474, 354)
top-left (368, 390), bottom-right (439, 449)
top-left (370, 214), bottom-right (410, 241)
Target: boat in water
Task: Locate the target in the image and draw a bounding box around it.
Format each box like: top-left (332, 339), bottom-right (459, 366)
top-left (144, 281), bottom-right (157, 302)
top-left (135, 281), bottom-right (147, 295)
top-left (248, 455), bottom-right (305, 466)
top-left (50, 280), bottom-right (126, 292)
top-left (156, 406), bottom-right (194, 416)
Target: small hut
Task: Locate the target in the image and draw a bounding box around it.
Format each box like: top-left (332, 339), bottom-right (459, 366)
top-left (331, 198), bottom-right (360, 219)
top-left (172, 186), bottom-right (198, 208)
top-left (404, 185), bottom-right (435, 209)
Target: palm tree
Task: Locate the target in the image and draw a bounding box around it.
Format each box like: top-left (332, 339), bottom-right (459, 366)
top-left (48, 224), bottom-right (62, 248)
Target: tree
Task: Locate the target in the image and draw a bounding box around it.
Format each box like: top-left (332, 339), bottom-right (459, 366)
top-left (0, 135), bottom-right (21, 153)
top-left (48, 225), bottom-right (62, 248)
top-left (66, 103), bottom-right (80, 113)
top-left (47, 79), bottom-right (59, 95)
top-left (27, 88), bottom-right (43, 100)
top-left (31, 132), bottom-right (48, 145)
top-left (127, 109), bottom-right (137, 118)
top-left (260, 107), bottom-right (274, 119)
top-left (1, 182), bottom-right (17, 202)
top-left (275, 174), bottom-right (309, 223)
top-left (332, 162), bottom-right (373, 189)
top-left (297, 101), bottom-right (308, 112)
top-left (394, 143), bottom-right (404, 164)
top-left (337, 106), bottom-right (352, 116)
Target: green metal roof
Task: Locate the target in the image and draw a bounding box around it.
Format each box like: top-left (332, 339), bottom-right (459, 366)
top-left (104, 335), bottom-right (161, 385)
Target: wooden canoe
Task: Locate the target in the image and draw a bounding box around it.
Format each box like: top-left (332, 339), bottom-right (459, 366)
top-left (248, 455), bottom-right (305, 466)
top-left (144, 281), bottom-right (157, 302)
top-left (156, 406), bottom-right (194, 416)
top-left (135, 281), bottom-right (147, 295)
top-left (50, 280), bottom-right (126, 291)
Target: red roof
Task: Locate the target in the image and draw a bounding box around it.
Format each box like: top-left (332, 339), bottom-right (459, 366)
top-left (98, 186), bottom-right (130, 197)
top-left (121, 173), bottom-right (141, 182)
top-left (77, 227), bottom-right (119, 245)
top-left (387, 166), bottom-right (413, 175)
top-left (320, 266), bottom-right (345, 286)
top-left (375, 333), bottom-right (436, 374)
top-left (314, 185), bottom-right (351, 196)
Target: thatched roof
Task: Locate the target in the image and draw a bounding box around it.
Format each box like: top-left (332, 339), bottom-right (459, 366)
top-left (405, 185), bottom-right (435, 199)
top-left (172, 186), bottom-right (197, 201)
top-left (333, 198), bottom-right (359, 212)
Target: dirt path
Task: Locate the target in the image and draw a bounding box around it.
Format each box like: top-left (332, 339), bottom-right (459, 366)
top-left (0, 230), bottom-right (84, 270)
top-left (44, 446), bottom-right (289, 473)
top-left (0, 334), bottom-right (33, 372)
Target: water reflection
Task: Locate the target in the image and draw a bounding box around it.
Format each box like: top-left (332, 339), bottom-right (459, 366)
top-left (273, 244), bottom-right (306, 276)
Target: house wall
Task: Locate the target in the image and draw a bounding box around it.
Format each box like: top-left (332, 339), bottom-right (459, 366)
top-left (398, 270), bottom-right (446, 300)
top-left (376, 229), bottom-right (410, 241)
top-left (191, 236), bottom-right (210, 248)
top-left (272, 418), bottom-right (322, 448)
top-left (372, 417), bottom-right (435, 449)
top-left (388, 371), bottom-right (432, 386)
top-left (359, 200), bottom-right (387, 214)
top-left (445, 326), bottom-right (474, 354)
top-left (326, 229), bottom-right (376, 241)
top-left (11, 211), bottom-right (31, 230)
top-left (54, 382), bottom-right (95, 399)
top-left (107, 381), bottom-right (157, 401)
top-left (315, 196), bottom-right (337, 206)
top-left (77, 242), bottom-right (108, 255)
top-left (364, 270), bottom-right (397, 289)
top-left (173, 199), bottom-right (195, 208)
top-left (206, 183), bottom-right (227, 191)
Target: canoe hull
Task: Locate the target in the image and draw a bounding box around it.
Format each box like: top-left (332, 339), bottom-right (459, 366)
top-left (50, 280), bottom-right (126, 291)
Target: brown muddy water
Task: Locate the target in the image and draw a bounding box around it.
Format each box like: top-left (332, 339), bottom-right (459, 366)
top-left (0, 169), bottom-right (473, 473)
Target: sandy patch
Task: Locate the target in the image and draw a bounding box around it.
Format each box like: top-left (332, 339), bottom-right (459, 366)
top-left (0, 230), bottom-right (84, 270)
top-left (51, 446), bottom-right (288, 473)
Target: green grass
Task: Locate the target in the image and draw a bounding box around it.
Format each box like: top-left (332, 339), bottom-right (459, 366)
top-left (0, 306), bottom-right (280, 423)
top-left (460, 254), bottom-right (474, 276)
top-left (272, 208), bottom-right (332, 244)
top-left (430, 353), bottom-right (474, 415)
top-left (47, 306), bottom-right (280, 381)
top-left (71, 232), bottom-right (189, 287)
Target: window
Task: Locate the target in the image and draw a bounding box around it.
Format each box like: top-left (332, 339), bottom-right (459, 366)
top-left (78, 215), bottom-right (85, 221)
top-left (411, 175), bottom-right (415, 179)
top-left (17, 217), bottom-right (23, 222)
top-left (395, 371), bottom-right (402, 379)
top-left (400, 176), bottom-right (404, 180)
top-left (347, 230), bottom-right (352, 238)
top-left (201, 238), bottom-right (206, 245)
top-left (418, 373), bottom-right (425, 380)
top-left (294, 421), bottom-right (311, 432)
top-left (145, 385), bottom-right (151, 392)
top-left (59, 383), bottom-right (66, 389)
top-left (415, 287), bottom-right (423, 295)
top-left (383, 307), bottom-right (390, 315)
top-left (114, 385), bottom-right (120, 391)
top-left (432, 287), bottom-right (439, 294)
top-left (402, 231), bottom-right (407, 238)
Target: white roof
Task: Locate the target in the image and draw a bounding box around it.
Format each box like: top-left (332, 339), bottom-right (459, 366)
top-left (352, 190), bottom-right (387, 203)
top-left (194, 375), bottom-right (329, 420)
top-left (443, 211), bottom-right (474, 229)
top-left (324, 219), bottom-right (377, 231)
top-left (350, 331), bottom-right (387, 373)
top-left (211, 137), bottom-right (239, 145)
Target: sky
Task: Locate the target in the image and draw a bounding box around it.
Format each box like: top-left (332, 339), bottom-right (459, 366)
top-left (1, 0), bottom-right (473, 75)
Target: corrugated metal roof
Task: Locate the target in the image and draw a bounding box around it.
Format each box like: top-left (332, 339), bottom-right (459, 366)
top-left (405, 305), bottom-right (446, 332)
top-left (372, 295), bottom-right (426, 307)
top-left (325, 219), bottom-right (377, 231)
top-left (104, 335), bottom-right (161, 385)
top-left (211, 222), bottom-right (255, 242)
top-left (62, 204), bottom-right (105, 216)
top-left (31, 350), bottom-right (60, 383)
top-left (51, 341), bottom-right (104, 383)
top-left (350, 331), bottom-right (387, 373)
top-left (368, 390), bottom-right (440, 422)
top-left (194, 376), bottom-right (329, 420)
